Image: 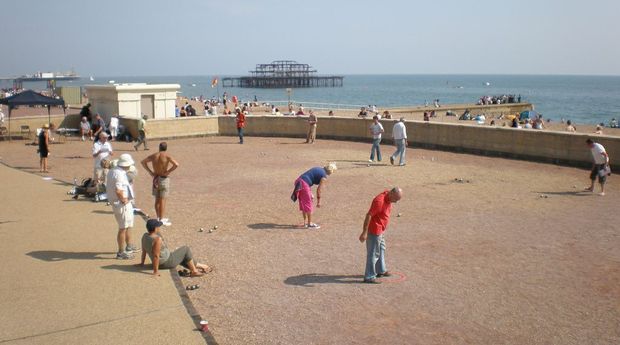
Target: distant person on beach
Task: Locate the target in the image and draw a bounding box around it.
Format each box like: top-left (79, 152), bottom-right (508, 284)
top-left (109, 115), bottom-right (119, 141)
top-left (423, 112), bottom-right (430, 122)
top-left (524, 119), bottom-right (533, 129)
top-left (80, 103), bottom-right (92, 122)
top-left (369, 115), bottom-right (384, 163)
top-left (610, 118), bottom-right (618, 128)
top-left (106, 154), bottom-right (139, 259)
top-left (291, 163), bottom-right (337, 229)
top-left (511, 118), bottom-right (520, 128)
top-left (140, 219), bottom-right (211, 277)
top-left (585, 139), bottom-right (610, 196)
top-left (358, 107), bottom-right (368, 118)
top-left (534, 116), bottom-right (544, 130)
top-left (306, 110), bottom-right (317, 144)
top-left (566, 120), bottom-right (577, 132)
top-left (382, 110), bottom-right (392, 119)
top-left (358, 187), bottom-right (403, 284)
top-left (134, 115), bottom-right (148, 151)
top-left (92, 114), bottom-right (106, 141)
top-left (390, 118), bottom-right (407, 166)
top-left (38, 123), bottom-right (52, 173)
top-left (141, 142), bottom-right (179, 226)
top-left (92, 132), bottom-right (113, 184)
top-left (296, 106), bottom-right (305, 116)
top-left (236, 109), bottom-right (246, 144)
top-left (328, 110), bottom-right (334, 116)
top-left (80, 116), bottom-right (93, 141)
top-left (594, 125), bottom-right (603, 135)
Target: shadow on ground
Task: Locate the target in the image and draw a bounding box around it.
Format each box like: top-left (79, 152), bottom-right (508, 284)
top-left (247, 223), bottom-right (302, 230)
top-left (533, 191), bottom-right (590, 197)
top-left (101, 264), bottom-right (152, 275)
top-left (284, 273), bottom-right (364, 287)
top-left (27, 250), bottom-right (115, 261)
top-left (92, 210), bottom-right (113, 215)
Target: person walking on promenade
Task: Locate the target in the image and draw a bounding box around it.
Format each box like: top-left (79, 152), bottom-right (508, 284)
top-left (369, 115), bottom-right (384, 163)
top-left (390, 118), bottom-right (408, 166)
top-left (38, 123), bottom-right (52, 173)
top-left (585, 138), bottom-right (610, 196)
top-left (306, 110), bottom-right (317, 144)
top-left (140, 219), bottom-right (211, 276)
top-left (92, 132), bottom-right (113, 184)
top-left (106, 154), bottom-right (139, 259)
top-left (291, 163), bottom-right (337, 229)
top-left (141, 142), bottom-right (179, 226)
top-left (236, 109), bottom-right (246, 144)
top-left (358, 187), bottom-right (403, 284)
top-left (134, 115), bottom-right (148, 151)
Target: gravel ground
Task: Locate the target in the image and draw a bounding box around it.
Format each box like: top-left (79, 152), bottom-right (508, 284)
top-left (0, 136), bottom-right (618, 345)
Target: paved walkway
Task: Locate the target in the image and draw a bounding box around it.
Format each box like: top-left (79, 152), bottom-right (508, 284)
top-left (0, 164), bottom-right (207, 345)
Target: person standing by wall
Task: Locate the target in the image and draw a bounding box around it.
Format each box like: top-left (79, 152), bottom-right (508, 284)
top-left (236, 109), bottom-right (246, 144)
top-left (306, 110), bottom-right (317, 144)
top-left (134, 115), bottom-right (148, 151)
top-left (585, 138), bottom-right (610, 196)
top-left (358, 187), bottom-right (403, 284)
top-left (390, 118), bottom-right (408, 166)
top-left (368, 115), bottom-right (384, 163)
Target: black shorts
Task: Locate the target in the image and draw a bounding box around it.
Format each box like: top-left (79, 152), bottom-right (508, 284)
top-left (590, 164), bottom-right (607, 184)
top-left (39, 149), bottom-right (49, 158)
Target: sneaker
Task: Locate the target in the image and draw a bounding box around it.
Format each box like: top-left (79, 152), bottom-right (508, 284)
top-left (389, 157), bottom-right (394, 165)
top-left (116, 251), bottom-right (133, 260)
top-left (399, 163), bottom-right (406, 166)
top-left (160, 218), bottom-right (172, 226)
top-left (368, 159), bottom-right (373, 163)
top-left (363, 278), bottom-right (381, 284)
top-left (307, 223), bottom-right (321, 229)
top-left (125, 245), bottom-right (140, 253)
top-left (81, 136), bottom-right (85, 141)
top-left (377, 271), bottom-right (392, 277)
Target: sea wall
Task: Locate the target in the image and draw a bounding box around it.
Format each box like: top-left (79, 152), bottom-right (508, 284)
top-left (390, 103), bottom-right (533, 118)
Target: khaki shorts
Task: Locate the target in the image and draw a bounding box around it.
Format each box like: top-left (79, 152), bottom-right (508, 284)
top-left (113, 202), bottom-right (134, 229)
top-left (152, 176), bottom-right (170, 198)
top-left (94, 167), bottom-right (105, 182)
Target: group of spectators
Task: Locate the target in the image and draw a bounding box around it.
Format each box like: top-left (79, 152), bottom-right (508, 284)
top-left (477, 94), bottom-right (521, 105)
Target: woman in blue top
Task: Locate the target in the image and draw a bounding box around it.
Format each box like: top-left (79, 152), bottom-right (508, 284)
top-left (292, 163), bottom-right (337, 229)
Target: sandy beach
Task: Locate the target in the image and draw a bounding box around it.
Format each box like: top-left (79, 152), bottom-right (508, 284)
top-left (0, 136), bottom-right (617, 344)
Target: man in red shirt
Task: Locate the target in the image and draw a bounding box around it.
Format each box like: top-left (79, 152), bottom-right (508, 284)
top-left (236, 109), bottom-right (246, 144)
top-left (359, 187), bottom-right (403, 283)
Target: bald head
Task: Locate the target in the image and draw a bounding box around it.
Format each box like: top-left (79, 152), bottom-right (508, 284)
top-left (388, 187), bottom-right (403, 203)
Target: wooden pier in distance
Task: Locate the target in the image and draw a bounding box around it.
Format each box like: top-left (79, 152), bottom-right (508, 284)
top-left (223, 60), bottom-right (343, 88)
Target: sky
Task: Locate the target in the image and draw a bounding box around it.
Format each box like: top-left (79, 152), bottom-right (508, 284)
top-left (1, 0), bottom-right (619, 77)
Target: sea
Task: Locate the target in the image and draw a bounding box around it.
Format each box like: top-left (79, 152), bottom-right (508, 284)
top-left (3, 75), bottom-right (619, 125)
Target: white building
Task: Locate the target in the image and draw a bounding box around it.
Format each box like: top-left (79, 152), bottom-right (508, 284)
top-left (85, 83), bottom-right (180, 120)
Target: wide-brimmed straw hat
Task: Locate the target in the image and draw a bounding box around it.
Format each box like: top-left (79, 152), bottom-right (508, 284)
top-left (117, 153), bottom-right (134, 167)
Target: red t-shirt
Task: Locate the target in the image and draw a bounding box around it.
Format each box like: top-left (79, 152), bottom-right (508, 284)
top-left (367, 191), bottom-right (392, 235)
top-left (236, 113), bottom-right (246, 128)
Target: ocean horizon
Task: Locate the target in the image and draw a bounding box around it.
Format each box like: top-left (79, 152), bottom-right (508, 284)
top-left (2, 74), bottom-right (619, 125)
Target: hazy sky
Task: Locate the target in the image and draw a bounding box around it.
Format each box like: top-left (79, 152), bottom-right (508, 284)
top-left (1, 0), bottom-right (619, 76)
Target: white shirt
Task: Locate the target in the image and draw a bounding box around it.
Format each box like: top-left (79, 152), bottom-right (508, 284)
top-left (93, 141), bottom-right (113, 168)
top-left (591, 143), bottom-right (608, 165)
top-left (109, 117), bottom-right (119, 128)
top-left (106, 167), bottom-right (134, 204)
top-left (392, 121), bottom-right (407, 140)
top-left (370, 122), bottom-right (384, 140)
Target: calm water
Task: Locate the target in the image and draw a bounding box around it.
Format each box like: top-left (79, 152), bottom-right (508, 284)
top-left (3, 75), bottom-right (619, 125)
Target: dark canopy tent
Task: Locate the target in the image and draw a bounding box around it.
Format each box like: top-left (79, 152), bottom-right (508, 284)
top-left (0, 90), bottom-right (65, 141)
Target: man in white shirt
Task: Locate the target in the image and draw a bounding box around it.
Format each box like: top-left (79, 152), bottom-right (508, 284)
top-left (106, 154), bottom-right (139, 259)
top-left (390, 118), bottom-right (408, 166)
top-left (109, 115), bottom-right (119, 141)
top-left (92, 132), bottom-right (113, 184)
top-left (369, 115), bottom-right (384, 163)
top-left (585, 138), bottom-right (610, 196)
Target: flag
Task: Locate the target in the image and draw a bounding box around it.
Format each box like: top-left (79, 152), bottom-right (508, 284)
top-left (211, 77), bottom-right (218, 88)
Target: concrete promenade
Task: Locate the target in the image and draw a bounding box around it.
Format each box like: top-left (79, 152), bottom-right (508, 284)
top-left (0, 164), bottom-right (206, 345)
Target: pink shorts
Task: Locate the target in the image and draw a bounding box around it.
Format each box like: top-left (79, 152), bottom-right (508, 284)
top-left (295, 178), bottom-right (313, 213)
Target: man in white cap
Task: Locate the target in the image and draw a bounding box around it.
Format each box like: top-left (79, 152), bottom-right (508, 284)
top-left (92, 132), bottom-right (113, 184)
top-left (106, 153), bottom-right (139, 259)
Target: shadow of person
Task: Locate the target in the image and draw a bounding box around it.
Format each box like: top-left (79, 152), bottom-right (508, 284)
top-left (92, 210), bottom-right (113, 215)
top-left (284, 273), bottom-right (364, 287)
top-left (26, 250), bottom-right (115, 262)
top-left (533, 191), bottom-right (590, 197)
top-left (100, 264), bottom-right (152, 275)
top-left (247, 223), bottom-right (302, 230)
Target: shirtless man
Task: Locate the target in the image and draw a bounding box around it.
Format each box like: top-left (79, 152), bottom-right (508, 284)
top-left (140, 142), bottom-right (179, 226)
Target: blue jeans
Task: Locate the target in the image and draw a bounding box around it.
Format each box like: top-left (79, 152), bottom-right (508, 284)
top-left (237, 127), bottom-right (244, 143)
top-left (391, 139), bottom-right (406, 164)
top-left (364, 233), bottom-right (387, 280)
top-left (370, 138), bottom-right (382, 161)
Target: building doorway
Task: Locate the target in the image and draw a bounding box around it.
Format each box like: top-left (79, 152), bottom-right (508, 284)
top-left (140, 95), bottom-right (155, 119)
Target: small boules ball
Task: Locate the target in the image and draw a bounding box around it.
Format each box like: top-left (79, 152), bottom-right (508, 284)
top-left (213, 225), bottom-right (219, 230)
top-left (208, 229), bottom-right (213, 233)
top-left (198, 227), bottom-right (204, 232)
top-left (397, 213), bottom-right (402, 217)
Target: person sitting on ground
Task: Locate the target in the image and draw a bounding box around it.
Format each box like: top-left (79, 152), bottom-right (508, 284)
top-left (524, 119), bottom-right (533, 129)
top-left (609, 118), bottom-right (618, 128)
top-left (594, 125), bottom-right (603, 135)
top-left (358, 107), bottom-right (368, 118)
top-left (80, 116), bottom-right (93, 141)
top-left (140, 219), bottom-right (211, 276)
top-left (296, 107), bottom-right (305, 116)
top-left (179, 107), bottom-right (187, 117)
top-left (489, 119), bottom-right (496, 126)
top-left (459, 109), bottom-right (471, 121)
top-left (511, 118), bottom-right (521, 128)
top-left (534, 116), bottom-right (544, 130)
top-left (566, 120), bottom-right (577, 132)
top-left (423, 111), bottom-right (430, 122)
top-left (382, 110), bottom-right (391, 119)
top-left (474, 114), bottom-right (486, 124)
top-left (446, 110), bottom-right (456, 117)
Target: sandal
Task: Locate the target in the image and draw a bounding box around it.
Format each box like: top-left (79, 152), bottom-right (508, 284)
top-left (198, 266), bottom-right (213, 274)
